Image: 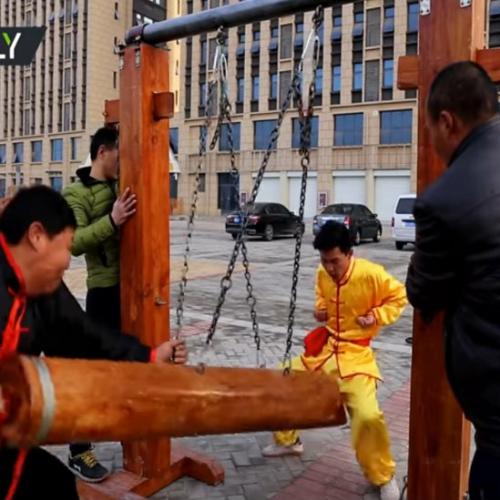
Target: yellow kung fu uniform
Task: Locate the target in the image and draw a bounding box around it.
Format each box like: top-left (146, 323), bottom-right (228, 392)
top-left (274, 257), bottom-right (408, 486)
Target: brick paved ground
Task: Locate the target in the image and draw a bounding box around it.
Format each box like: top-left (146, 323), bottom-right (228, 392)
top-left (48, 219), bottom-right (417, 499)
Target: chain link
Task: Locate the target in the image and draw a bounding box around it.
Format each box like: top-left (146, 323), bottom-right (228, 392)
top-left (175, 28), bottom-right (226, 339)
top-left (283, 6), bottom-right (324, 373)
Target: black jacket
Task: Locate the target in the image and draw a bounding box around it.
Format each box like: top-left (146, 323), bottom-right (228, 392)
top-left (406, 116), bottom-right (500, 455)
top-left (0, 241), bottom-right (151, 362)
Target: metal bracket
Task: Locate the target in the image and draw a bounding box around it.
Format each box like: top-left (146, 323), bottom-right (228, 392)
top-left (460, 0), bottom-right (471, 7)
top-left (420, 0), bottom-right (431, 15)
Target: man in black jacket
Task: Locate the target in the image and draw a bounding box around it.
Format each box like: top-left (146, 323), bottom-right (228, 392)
top-left (406, 61), bottom-right (500, 500)
top-left (0, 186), bottom-right (187, 499)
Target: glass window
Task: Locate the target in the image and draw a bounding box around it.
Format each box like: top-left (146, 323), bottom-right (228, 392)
top-left (50, 176), bottom-right (63, 192)
top-left (292, 117), bottom-right (319, 149)
top-left (353, 63), bottom-right (363, 91)
top-left (0, 178), bottom-right (5, 197)
top-left (219, 123), bottom-right (241, 151)
top-left (254, 120), bottom-right (278, 150)
top-left (13, 143), bottom-right (24, 163)
top-left (383, 59), bottom-right (394, 89)
top-left (51, 139), bottom-right (64, 162)
top-left (270, 73), bottom-right (278, 99)
top-left (31, 141), bottom-right (43, 162)
top-left (252, 76), bottom-right (259, 101)
top-left (407, 3), bottom-right (419, 33)
top-left (0, 144), bottom-right (6, 164)
top-left (396, 197), bottom-right (416, 214)
top-left (315, 67), bottom-right (323, 94)
top-left (332, 65), bottom-right (341, 93)
top-left (237, 77), bottom-right (245, 103)
top-left (170, 128), bottom-right (179, 155)
top-left (380, 110), bottom-right (413, 144)
top-left (71, 137), bottom-right (78, 161)
top-left (384, 6), bottom-right (395, 33)
top-left (334, 113), bottom-right (364, 146)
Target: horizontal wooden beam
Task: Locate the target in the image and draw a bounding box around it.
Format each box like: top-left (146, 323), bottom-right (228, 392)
top-left (397, 55), bottom-right (419, 91)
top-left (477, 48), bottom-right (500, 83)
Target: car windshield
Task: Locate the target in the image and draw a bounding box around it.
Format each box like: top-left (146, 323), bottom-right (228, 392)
top-left (395, 198), bottom-right (415, 214)
top-left (322, 205), bottom-right (353, 215)
top-left (240, 203), bottom-right (266, 215)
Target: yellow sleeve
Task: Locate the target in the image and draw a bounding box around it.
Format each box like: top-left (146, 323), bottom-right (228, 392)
top-left (371, 266), bottom-right (408, 326)
top-left (315, 266), bottom-right (327, 311)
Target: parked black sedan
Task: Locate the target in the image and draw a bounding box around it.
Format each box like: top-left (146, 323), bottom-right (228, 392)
top-left (225, 202), bottom-right (304, 241)
top-left (312, 203), bottom-right (382, 245)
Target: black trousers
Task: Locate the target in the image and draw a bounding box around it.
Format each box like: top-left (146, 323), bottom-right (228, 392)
top-left (0, 448), bottom-right (79, 499)
top-left (469, 449), bottom-right (500, 500)
top-left (69, 285), bottom-right (121, 458)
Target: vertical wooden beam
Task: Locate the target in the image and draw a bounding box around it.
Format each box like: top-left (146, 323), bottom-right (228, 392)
top-left (119, 42), bottom-right (172, 492)
top-left (407, 1), bottom-right (485, 498)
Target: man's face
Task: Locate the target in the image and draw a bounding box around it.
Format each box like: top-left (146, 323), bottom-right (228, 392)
top-left (26, 225), bottom-right (74, 296)
top-left (319, 247), bottom-right (353, 282)
top-left (100, 144), bottom-right (119, 181)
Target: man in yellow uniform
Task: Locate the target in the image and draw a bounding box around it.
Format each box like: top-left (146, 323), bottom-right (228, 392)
top-left (262, 221), bottom-right (407, 500)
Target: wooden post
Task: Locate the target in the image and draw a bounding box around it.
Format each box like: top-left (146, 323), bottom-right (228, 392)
top-left (80, 43), bottom-right (223, 499)
top-left (396, 1), bottom-right (494, 498)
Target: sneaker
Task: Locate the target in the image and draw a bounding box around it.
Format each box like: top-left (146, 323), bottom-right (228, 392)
top-left (68, 450), bottom-right (110, 483)
top-left (262, 440), bottom-right (304, 457)
top-left (380, 477), bottom-right (400, 500)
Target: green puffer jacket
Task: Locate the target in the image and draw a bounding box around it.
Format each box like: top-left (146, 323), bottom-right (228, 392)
top-left (63, 167), bottom-right (119, 289)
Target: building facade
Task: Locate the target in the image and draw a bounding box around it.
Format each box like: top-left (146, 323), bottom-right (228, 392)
top-left (0, 0), bottom-right (169, 196)
top-left (169, 0), bottom-right (500, 221)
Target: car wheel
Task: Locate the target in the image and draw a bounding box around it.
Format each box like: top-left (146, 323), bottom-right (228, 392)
top-left (231, 233), bottom-right (238, 240)
top-left (373, 227), bottom-right (382, 243)
top-left (396, 241), bottom-right (405, 250)
top-left (263, 224), bottom-right (274, 241)
top-left (353, 229), bottom-right (362, 246)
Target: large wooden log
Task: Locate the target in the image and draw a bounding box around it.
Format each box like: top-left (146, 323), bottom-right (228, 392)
top-left (0, 356), bottom-right (346, 448)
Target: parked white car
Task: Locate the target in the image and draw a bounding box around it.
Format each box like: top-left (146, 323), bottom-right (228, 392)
top-left (391, 194), bottom-right (416, 250)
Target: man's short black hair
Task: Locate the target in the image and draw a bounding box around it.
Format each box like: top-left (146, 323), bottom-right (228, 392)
top-left (90, 127), bottom-right (119, 161)
top-left (313, 221), bottom-right (352, 254)
top-left (0, 186), bottom-right (76, 245)
top-left (427, 61), bottom-right (498, 125)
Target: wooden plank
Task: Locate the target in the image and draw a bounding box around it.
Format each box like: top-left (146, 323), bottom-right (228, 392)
top-left (397, 55), bottom-right (419, 90)
top-left (477, 48), bottom-right (500, 83)
top-left (103, 99), bottom-right (120, 125)
top-left (152, 91), bottom-right (175, 120)
top-left (406, 1), bottom-right (485, 498)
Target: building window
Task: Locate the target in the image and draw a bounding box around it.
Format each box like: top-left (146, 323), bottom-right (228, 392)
top-left (64, 68), bottom-right (71, 94)
top-left (0, 145), bottom-right (6, 164)
top-left (383, 59), bottom-right (394, 89)
top-left (254, 120), bottom-right (278, 150)
top-left (332, 65), bottom-right (341, 93)
top-left (24, 77), bottom-right (31, 101)
top-left (279, 71), bottom-right (291, 104)
top-left (113, 71), bottom-right (117, 89)
top-left (0, 178), bottom-right (5, 197)
top-left (219, 123), bottom-right (241, 151)
top-left (407, 3), bottom-right (419, 33)
top-left (198, 173), bottom-right (206, 193)
top-left (292, 117), bottom-right (319, 148)
top-left (334, 113), bottom-right (364, 146)
top-left (64, 32), bottom-right (71, 59)
top-left (13, 143), bottom-right (24, 164)
top-left (63, 103), bottom-right (71, 131)
top-left (32, 178), bottom-right (43, 186)
top-left (238, 27), bottom-right (245, 44)
top-left (50, 176), bottom-right (63, 192)
top-left (380, 110), bottom-right (413, 144)
top-left (199, 82), bottom-right (207, 106)
top-left (270, 72), bottom-right (278, 99)
top-left (51, 139), bottom-right (64, 161)
top-left (353, 11), bottom-right (364, 38)
top-left (200, 39), bottom-right (207, 65)
top-left (280, 24), bottom-right (293, 59)
top-left (31, 141), bottom-right (43, 163)
top-left (384, 6), bottom-right (395, 33)
top-left (366, 8), bottom-right (381, 47)
top-left (353, 63), bottom-right (363, 91)
top-left (365, 60), bottom-right (380, 102)
top-left (315, 67), bottom-right (323, 94)
top-left (236, 77), bottom-right (245, 103)
top-left (65, 0), bottom-right (72, 24)
top-left (24, 110), bottom-right (31, 136)
top-left (70, 137), bottom-right (78, 161)
top-left (253, 23), bottom-right (261, 41)
top-left (252, 76), bottom-right (259, 101)
top-left (170, 127), bottom-right (179, 154)
top-left (270, 19), bottom-right (279, 39)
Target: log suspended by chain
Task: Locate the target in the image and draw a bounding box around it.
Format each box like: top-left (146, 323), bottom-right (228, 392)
top-left (0, 356), bottom-right (347, 447)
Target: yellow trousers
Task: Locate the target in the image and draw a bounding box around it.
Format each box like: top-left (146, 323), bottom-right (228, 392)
top-left (274, 355), bottom-right (395, 486)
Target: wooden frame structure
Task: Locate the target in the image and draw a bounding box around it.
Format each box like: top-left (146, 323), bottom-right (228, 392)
top-left (78, 0), bottom-right (500, 498)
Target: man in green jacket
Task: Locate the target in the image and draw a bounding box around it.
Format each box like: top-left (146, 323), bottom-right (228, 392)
top-left (63, 126), bottom-right (137, 482)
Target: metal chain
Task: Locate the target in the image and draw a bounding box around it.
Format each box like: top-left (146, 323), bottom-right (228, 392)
top-left (175, 28), bottom-right (226, 339)
top-left (283, 6), bottom-right (324, 373)
top-left (206, 8), bottom-right (324, 351)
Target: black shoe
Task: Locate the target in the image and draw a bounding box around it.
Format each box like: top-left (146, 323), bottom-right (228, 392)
top-left (68, 450), bottom-right (110, 483)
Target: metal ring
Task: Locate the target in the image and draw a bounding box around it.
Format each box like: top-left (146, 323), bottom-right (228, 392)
top-left (31, 357), bottom-right (56, 445)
